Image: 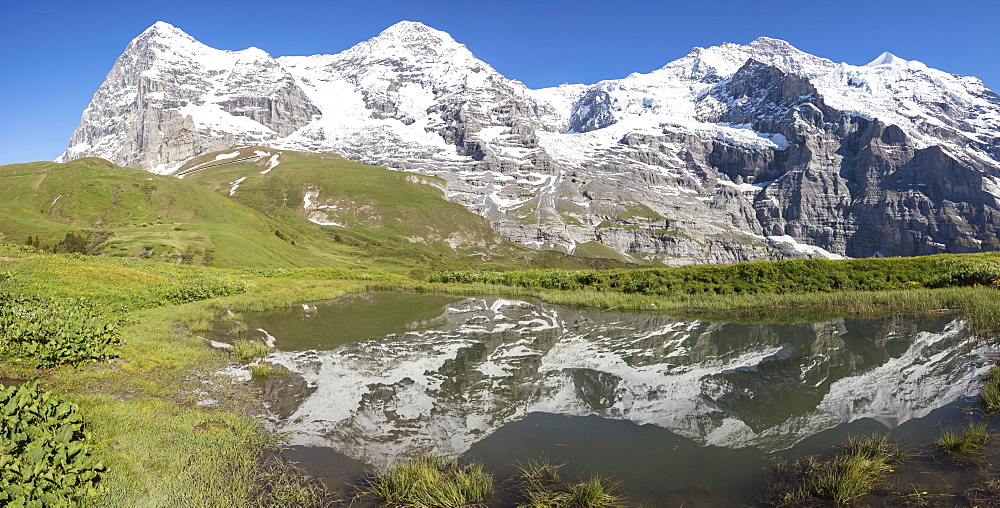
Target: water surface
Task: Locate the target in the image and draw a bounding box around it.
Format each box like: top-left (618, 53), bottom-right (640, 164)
top-left (231, 292), bottom-right (998, 504)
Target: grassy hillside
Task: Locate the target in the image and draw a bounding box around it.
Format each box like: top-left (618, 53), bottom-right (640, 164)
top-left (0, 151), bottom-right (630, 274)
top-left (0, 157), bottom-right (373, 269)
top-left (175, 147), bottom-right (632, 273)
top-left (177, 147), bottom-right (527, 267)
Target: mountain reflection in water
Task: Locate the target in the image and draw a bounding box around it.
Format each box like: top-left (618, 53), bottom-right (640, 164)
top-left (243, 295), bottom-right (995, 467)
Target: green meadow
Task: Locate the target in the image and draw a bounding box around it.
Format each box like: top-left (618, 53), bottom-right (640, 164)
top-left (3, 149), bottom-right (1000, 505)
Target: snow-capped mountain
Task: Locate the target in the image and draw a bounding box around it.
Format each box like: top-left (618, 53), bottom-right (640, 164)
top-left (253, 298), bottom-right (994, 466)
top-left (59, 21), bottom-right (1000, 263)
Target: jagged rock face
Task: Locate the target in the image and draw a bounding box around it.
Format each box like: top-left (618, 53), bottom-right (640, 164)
top-left (253, 297), bottom-right (996, 466)
top-left (59, 22), bottom-right (1000, 263)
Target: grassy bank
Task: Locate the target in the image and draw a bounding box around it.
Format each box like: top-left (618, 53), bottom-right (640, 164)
top-left (414, 281), bottom-right (1000, 333)
top-left (4, 244), bottom-right (1000, 505)
top-left (421, 252), bottom-right (1000, 334)
top-left (0, 246), bottom-right (382, 505)
top-left (427, 253), bottom-right (1000, 295)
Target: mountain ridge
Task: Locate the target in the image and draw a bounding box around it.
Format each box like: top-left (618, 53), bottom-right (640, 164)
top-left (57, 21), bottom-right (1000, 264)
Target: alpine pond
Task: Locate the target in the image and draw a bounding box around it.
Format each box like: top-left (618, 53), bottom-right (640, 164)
top-left (219, 292), bottom-right (998, 505)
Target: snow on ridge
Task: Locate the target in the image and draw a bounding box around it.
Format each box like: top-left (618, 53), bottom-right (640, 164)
top-left (983, 176), bottom-right (1000, 200)
top-left (72, 22), bottom-right (999, 171)
top-left (57, 22), bottom-right (1000, 264)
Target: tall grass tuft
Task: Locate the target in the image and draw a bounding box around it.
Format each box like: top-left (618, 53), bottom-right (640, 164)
top-left (367, 454), bottom-right (492, 507)
top-left (232, 340), bottom-right (270, 363)
top-left (517, 456), bottom-right (564, 486)
top-left (248, 362), bottom-right (289, 380)
top-left (767, 434), bottom-right (897, 506)
top-left (982, 366), bottom-right (1000, 414)
top-left (566, 476), bottom-right (623, 507)
top-left (516, 456), bottom-right (626, 507)
top-left (229, 320), bottom-right (249, 334)
top-left (937, 422), bottom-right (990, 455)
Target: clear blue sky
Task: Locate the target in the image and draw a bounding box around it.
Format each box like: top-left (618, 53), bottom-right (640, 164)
top-left (1, 0), bottom-right (997, 166)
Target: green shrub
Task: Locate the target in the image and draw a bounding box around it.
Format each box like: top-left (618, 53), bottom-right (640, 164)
top-left (929, 259), bottom-right (1000, 288)
top-left (0, 380), bottom-right (105, 505)
top-left (427, 254), bottom-right (990, 296)
top-left (160, 278), bottom-right (247, 305)
top-left (0, 297), bottom-right (120, 368)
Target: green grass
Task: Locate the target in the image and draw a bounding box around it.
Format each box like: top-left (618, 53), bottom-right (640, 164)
top-left (176, 147), bottom-right (596, 272)
top-left (982, 366), bottom-right (1000, 414)
top-left (0, 157), bottom-right (365, 269)
top-left (70, 396), bottom-right (332, 507)
top-left (767, 435), bottom-right (898, 506)
top-left (427, 253), bottom-right (1000, 296)
top-left (248, 362), bottom-right (289, 380)
top-left (5, 202), bottom-right (1000, 506)
top-left (0, 150), bottom-right (635, 275)
top-left (516, 457), bottom-right (626, 508)
top-left (517, 456), bottom-right (564, 486)
top-left (0, 247), bottom-right (381, 504)
top-left (232, 340), bottom-right (270, 363)
top-left (565, 476), bottom-right (624, 508)
top-left (937, 422), bottom-right (990, 455)
top-left (571, 241), bottom-right (638, 263)
top-left (367, 454), bottom-right (493, 507)
top-left (229, 320), bottom-right (250, 334)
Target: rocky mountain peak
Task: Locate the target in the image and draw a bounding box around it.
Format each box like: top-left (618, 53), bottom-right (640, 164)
top-left (349, 19), bottom-right (468, 63)
top-left (743, 36), bottom-right (835, 77)
top-left (234, 46), bottom-right (274, 63)
top-left (746, 36), bottom-right (797, 54)
top-left (377, 20), bottom-right (448, 39)
top-left (138, 21), bottom-right (188, 40)
top-left (130, 21), bottom-right (208, 56)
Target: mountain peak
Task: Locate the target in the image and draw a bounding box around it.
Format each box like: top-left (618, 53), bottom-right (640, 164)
top-left (375, 20), bottom-right (456, 43)
top-left (235, 46), bottom-right (273, 62)
top-left (130, 20), bottom-right (209, 57)
top-left (139, 21), bottom-right (190, 40)
top-left (381, 20), bottom-right (433, 34)
top-left (748, 36), bottom-right (796, 50)
top-left (866, 51), bottom-right (904, 67)
top-left (340, 20), bottom-right (471, 66)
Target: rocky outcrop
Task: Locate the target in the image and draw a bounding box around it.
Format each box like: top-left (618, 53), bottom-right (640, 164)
top-left (58, 22), bottom-right (1000, 263)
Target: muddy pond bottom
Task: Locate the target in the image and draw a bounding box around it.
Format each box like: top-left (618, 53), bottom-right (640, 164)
top-left (217, 292), bottom-right (1000, 505)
